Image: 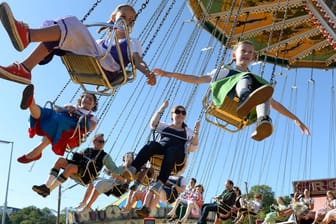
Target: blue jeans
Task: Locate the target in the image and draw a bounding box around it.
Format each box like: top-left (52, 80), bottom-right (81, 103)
top-left (197, 202), bottom-right (218, 224)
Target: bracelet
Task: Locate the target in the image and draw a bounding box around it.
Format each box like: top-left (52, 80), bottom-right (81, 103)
top-left (194, 131), bottom-right (198, 135)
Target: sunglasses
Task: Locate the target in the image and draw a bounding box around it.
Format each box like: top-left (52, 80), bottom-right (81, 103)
top-left (95, 139), bottom-right (105, 144)
top-left (174, 109), bottom-right (186, 115)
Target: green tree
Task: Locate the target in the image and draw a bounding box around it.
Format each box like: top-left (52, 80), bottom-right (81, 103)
top-left (238, 184), bottom-right (275, 223)
top-left (249, 184), bottom-right (275, 214)
top-left (9, 206), bottom-right (57, 224)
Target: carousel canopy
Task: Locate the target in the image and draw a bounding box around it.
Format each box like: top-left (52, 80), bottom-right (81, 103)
top-left (188, 0), bottom-right (336, 69)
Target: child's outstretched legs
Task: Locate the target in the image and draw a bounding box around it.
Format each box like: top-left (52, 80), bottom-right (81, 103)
top-left (236, 76), bottom-right (274, 118)
top-left (251, 99), bottom-right (273, 141)
top-left (17, 84), bottom-right (51, 163)
top-left (17, 137), bottom-right (50, 163)
top-left (0, 2), bottom-right (29, 51)
top-left (0, 2), bottom-right (61, 84)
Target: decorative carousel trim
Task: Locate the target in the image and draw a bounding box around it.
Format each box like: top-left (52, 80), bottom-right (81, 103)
top-left (209, 0), bottom-right (303, 18)
top-left (230, 14), bottom-right (313, 39)
top-left (290, 39), bottom-right (330, 61)
top-left (304, 0), bottom-right (336, 49)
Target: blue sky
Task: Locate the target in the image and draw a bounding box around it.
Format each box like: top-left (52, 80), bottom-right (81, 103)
top-left (0, 0), bottom-right (335, 213)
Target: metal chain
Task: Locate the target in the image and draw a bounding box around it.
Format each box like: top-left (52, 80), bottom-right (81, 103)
top-left (142, 0), bottom-right (175, 56)
top-left (52, 78), bottom-right (72, 104)
top-left (136, 0), bottom-right (150, 19)
top-left (81, 0), bottom-right (102, 23)
top-left (269, 0), bottom-right (291, 85)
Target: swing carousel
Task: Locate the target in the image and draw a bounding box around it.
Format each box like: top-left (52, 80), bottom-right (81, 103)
top-left (2, 0), bottom-right (335, 223)
top-left (60, 0), bottom-right (336, 223)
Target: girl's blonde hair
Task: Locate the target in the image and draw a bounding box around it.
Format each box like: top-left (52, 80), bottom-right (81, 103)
top-left (111, 4), bottom-right (136, 19)
top-left (232, 40), bottom-right (255, 52)
top-left (228, 40), bottom-right (256, 65)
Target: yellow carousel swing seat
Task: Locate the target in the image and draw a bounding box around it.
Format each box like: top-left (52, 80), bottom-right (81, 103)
top-left (203, 88), bottom-right (252, 133)
top-left (69, 153), bottom-right (100, 186)
top-left (202, 66), bottom-right (269, 133)
top-left (61, 19), bottom-right (136, 96)
top-left (149, 131), bottom-right (189, 177)
top-left (150, 154), bottom-right (186, 176)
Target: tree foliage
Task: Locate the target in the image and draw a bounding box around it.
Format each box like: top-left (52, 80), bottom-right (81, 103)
top-left (0, 206), bottom-right (66, 224)
top-left (249, 184), bottom-right (275, 213)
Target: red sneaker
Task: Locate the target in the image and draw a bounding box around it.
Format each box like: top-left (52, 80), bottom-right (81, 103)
top-left (0, 62), bottom-right (31, 84)
top-left (0, 2), bottom-right (29, 51)
top-left (20, 84), bottom-right (34, 109)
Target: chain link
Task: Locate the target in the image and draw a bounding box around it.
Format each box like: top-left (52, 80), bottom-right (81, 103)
top-left (136, 0), bottom-right (150, 19)
top-left (143, 0), bottom-right (175, 56)
top-left (81, 0), bottom-right (102, 23)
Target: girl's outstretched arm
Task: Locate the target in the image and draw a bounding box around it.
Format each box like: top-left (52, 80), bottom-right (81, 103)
top-left (270, 98), bottom-right (311, 136)
top-left (153, 68), bottom-right (211, 84)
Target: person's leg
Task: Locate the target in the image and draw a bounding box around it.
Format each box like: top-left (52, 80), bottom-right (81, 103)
top-left (0, 3), bottom-right (61, 51)
top-left (79, 178), bottom-right (115, 214)
top-left (32, 171), bottom-right (67, 197)
top-left (129, 142), bottom-right (163, 184)
top-left (236, 76), bottom-right (252, 98)
top-left (198, 203), bottom-right (218, 224)
top-left (80, 189), bottom-right (101, 214)
top-left (131, 141), bottom-right (163, 172)
top-left (61, 163), bottom-right (79, 178)
top-left (45, 168), bottom-right (59, 187)
top-left (236, 75), bottom-right (273, 118)
top-left (123, 190), bottom-right (135, 212)
top-left (251, 99), bottom-right (273, 141)
top-left (29, 25), bottom-right (61, 42)
top-left (136, 191), bottom-right (154, 217)
top-left (44, 158), bottom-right (68, 187)
top-left (76, 183), bottom-right (94, 209)
top-left (48, 173), bottom-right (67, 192)
top-left (35, 161), bottom-right (74, 194)
top-left (180, 201), bottom-right (193, 222)
top-left (149, 193), bottom-right (160, 212)
top-left (17, 85), bottom-right (47, 163)
top-left (0, 3), bottom-right (62, 84)
top-left (17, 137), bottom-right (50, 163)
top-left (167, 198), bottom-right (181, 217)
top-left (25, 137), bottom-right (50, 157)
top-left (157, 146), bottom-right (180, 183)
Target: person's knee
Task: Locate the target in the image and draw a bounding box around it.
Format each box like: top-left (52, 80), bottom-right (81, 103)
top-left (64, 164), bottom-right (78, 175)
top-left (54, 157), bottom-right (68, 168)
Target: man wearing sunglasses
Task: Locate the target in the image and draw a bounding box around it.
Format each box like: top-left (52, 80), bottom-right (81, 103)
top-left (32, 133), bottom-right (123, 197)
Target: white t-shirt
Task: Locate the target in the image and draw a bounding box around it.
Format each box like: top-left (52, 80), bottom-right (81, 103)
top-left (207, 67), bottom-right (231, 82)
top-left (97, 37), bottom-right (142, 73)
